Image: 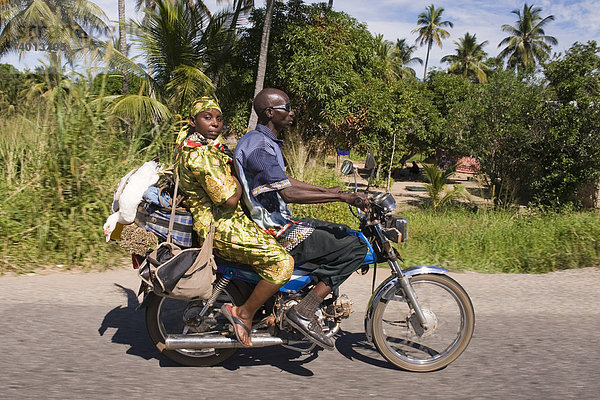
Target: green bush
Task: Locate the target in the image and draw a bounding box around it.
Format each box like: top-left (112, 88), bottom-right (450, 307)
top-left (396, 208), bottom-right (600, 273)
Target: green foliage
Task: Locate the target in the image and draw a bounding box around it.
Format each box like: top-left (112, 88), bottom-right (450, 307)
top-left (498, 4), bottom-right (557, 74)
top-left (0, 0), bottom-right (108, 61)
top-left (0, 63), bottom-right (29, 105)
top-left (128, 0), bottom-right (220, 115)
top-left (398, 208), bottom-right (600, 273)
top-left (0, 60), bottom-right (176, 274)
top-left (422, 163), bottom-right (468, 208)
top-left (441, 32), bottom-right (490, 83)
top-left (465, 70), bottom-right (546, 205)
top-left (90, 72), bottom-right (146, 96)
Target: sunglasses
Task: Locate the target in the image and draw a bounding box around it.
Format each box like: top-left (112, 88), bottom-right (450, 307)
top-left (266, 103), bottom-right (291, 112)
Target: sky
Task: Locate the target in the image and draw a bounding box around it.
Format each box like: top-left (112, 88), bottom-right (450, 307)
top-left (2, 0), bottom-right (599, 73)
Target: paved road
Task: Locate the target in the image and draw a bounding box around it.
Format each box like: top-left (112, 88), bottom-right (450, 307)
top-left (1, 267), bottom-right (599, 399)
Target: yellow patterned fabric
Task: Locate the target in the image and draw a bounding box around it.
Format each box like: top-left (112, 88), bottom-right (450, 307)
top-left (177, 135), bottom-right (293, 284)
top-left (190, 96), bottom-right (221, 117)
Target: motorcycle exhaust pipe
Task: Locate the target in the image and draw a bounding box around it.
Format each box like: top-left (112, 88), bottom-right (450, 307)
top-left (165, 334), bottom-right (302, 350)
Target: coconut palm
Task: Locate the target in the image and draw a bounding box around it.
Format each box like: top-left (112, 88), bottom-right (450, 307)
top-left (423, 163), bottom-right (468, 209)
top-left (118, 0), bottom-right (128, 94)
top-left (129, 0), bottom-right (223, 112)
top-left (391, 38), bottom-right (423, 79)
top-left (442, 32), bottom-right (490, 83)
top-left (0, 0), bottom-right (108, 57)
top-left (497, 3), bottom-right (557, 73)
top-left (100, 0), bottom-right (221, 123)
top-left (247, 0), bottom-right (274, 129)
top-left (374, 34), bottom-right (396, 81)
top-left (412, 4), bottom-right (453, 80)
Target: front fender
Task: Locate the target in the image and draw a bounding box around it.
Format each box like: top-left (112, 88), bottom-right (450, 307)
top-left (363, 265), bottom-right (448, 343)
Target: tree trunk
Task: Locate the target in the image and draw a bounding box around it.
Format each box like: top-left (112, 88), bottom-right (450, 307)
top-left (247, 0), bottom-right (274, 130)
top-left (423, 39), bottom-right (431, 81)
top-left (386, 132), bottom-right (396, 191)
top-left (118, 0), bottom-right (128, 94)
top-left (328, 0), bottom-right (333, 8)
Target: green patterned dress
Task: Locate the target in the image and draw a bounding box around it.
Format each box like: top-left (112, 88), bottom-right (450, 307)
top-left (176, 134), bottom-right (293, 285)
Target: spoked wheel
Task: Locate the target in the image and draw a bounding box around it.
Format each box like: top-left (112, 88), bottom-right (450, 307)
top-left (372, 274), bottom-right (475, 372)
top-left (145, 284), bottom-right (245, 366)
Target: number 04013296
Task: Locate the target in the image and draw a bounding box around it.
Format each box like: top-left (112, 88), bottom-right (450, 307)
top-left (17, 42), bottom-right (68, 52)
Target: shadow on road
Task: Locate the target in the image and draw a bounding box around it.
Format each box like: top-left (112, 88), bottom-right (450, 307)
top-left (98, 284), bottom-right (177, 366)
top-left (98, 284), bottom-right (400, 372)
top-left (334, 330), bottom-right (398, 370)
top-left (220, 346), bottom-right (320, 375)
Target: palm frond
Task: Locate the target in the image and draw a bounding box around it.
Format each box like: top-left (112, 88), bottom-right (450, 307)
top-left (165, 64), bottom-right (215, 114)
top-left (109, 93), bottom-right (171, 122)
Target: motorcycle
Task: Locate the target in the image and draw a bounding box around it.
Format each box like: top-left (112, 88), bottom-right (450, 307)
top-left (133, 160), bottom-right (475, 372)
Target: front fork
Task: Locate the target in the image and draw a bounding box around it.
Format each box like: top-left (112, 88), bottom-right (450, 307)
top-left (372, 223), bottom-right (430, 329)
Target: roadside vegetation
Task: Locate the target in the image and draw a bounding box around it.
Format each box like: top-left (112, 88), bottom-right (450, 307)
top-left (399, 208), bottom-right (600, 273)
top-left (1, 1), bottom-right (599, 274)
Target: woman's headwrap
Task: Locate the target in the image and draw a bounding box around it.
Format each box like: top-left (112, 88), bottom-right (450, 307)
top-left (190, 96), bottom-right (221, 117)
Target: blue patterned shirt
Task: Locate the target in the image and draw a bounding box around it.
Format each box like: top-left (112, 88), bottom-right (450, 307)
top-left (234, 124), bottom-right (314, 250)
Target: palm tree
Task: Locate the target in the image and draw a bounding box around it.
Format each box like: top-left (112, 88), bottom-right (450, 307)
top-left (391, 38), bottom-right (423, 79)
top-left (122, 0), bottom-right (218, 114)
top-left (0, 0), bottom-right (108, 57)
top-left (118, 0), bottom-right (128, 94)
top-left (423, 163), bottom-right (468, 209)
top-left (441, 32), bottom-right (490, 83)
top-left (412, 4), bottom-right (453, 80)
top-left (97, 0), bottom-right (220, 125)
top-left (247, 0), bottom-right (274, 129)
top-left (374, 34), bottom-right (395, 81)
top-left (497, 3), bottom-right (557, 73)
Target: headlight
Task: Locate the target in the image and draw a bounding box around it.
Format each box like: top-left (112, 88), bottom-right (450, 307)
top-left (371, 192), bottom-right (396, 213)
top-left (383, 215), bottom-right (407, 243)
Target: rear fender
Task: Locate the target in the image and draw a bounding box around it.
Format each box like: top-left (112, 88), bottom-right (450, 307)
top-left (363, 266), bottom-right (448, 343)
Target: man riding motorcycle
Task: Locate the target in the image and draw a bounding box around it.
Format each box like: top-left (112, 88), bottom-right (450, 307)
top-left (234, 88), bottom-right (369, 350)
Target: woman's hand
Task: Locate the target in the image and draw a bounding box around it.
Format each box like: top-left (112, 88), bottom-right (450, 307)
top-left (223, 175), bottom-right (243, 208)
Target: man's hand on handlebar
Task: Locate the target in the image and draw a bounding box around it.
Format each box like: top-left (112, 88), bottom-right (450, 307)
top-left (341, 192), bottom-right (369, 211)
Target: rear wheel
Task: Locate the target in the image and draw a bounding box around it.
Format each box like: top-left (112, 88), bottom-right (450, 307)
top-left (145, 283), bottom-right (246, 366)
top-left (372, 274), bottom-right (474, 372)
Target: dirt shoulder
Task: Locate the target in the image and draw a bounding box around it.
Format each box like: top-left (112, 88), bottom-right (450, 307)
top-left (338, 159), bottom-right (488, 209)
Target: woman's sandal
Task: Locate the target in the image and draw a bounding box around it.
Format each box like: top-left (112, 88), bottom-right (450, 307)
top-left (220, 304), bottom-right (252, 347)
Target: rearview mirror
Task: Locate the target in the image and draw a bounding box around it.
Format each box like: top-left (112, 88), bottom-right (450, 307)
top-left (340, 160), bottom-right (354, 175)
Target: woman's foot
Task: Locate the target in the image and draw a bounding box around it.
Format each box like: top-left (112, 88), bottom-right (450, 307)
top-left (221, 304), bottom-right (253, 347)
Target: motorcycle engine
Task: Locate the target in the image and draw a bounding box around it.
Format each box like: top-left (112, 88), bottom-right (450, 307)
top-left (323, 294), bottom-right (353, 319)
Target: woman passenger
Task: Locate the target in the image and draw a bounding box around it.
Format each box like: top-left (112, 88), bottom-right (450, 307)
top-left (176, 96), bottom-right (294, 347)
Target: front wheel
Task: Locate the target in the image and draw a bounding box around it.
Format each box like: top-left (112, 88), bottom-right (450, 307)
top-left (371, 274), bottom-right (474, 372)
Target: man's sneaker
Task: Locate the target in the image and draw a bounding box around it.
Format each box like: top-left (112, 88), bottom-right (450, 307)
top-left (285, 306), bottom-right (335, 351)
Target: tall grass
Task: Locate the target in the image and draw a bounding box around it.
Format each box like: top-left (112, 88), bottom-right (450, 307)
top-left (398, 208), bottom-right (600, 273)
top-left (284, 136), bottom-right (600, 274)
top-left (283, 129), bottom-right (357, 228)
top-left (0, 68), bottom-right (174, 274)
top-left (2, 73), bottom-right (599, 275)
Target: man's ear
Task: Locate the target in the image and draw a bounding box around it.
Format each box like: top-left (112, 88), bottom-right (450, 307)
top-left (264, 108), bottom-right (273, 119)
